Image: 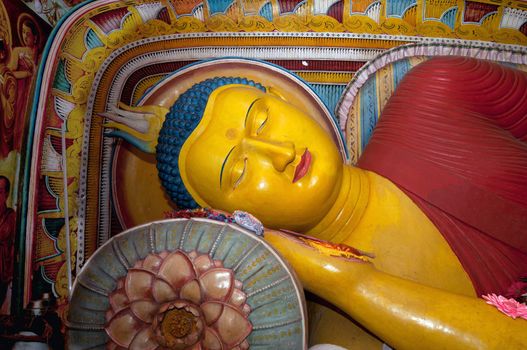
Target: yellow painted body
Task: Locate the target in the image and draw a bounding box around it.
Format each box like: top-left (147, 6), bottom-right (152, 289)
top-left (309, 167), bottom-right (476, 297)
top-left (265, 229), bottom-right (527, 350)
top-left (175, 85), bottom-right (526, 348)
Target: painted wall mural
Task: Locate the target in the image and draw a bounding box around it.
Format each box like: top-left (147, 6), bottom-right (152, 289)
top-left (0, 0), bottom-right (50, 316)
top-left (22, 0), bottom-right (79, 26)
top-left (18, 0), bottom-right (527, 45)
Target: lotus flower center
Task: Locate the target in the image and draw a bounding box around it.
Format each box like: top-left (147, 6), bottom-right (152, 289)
top-left (161, 307), bottom-right (196, 339)
top-left (153, 302), bottom-right (205, 349)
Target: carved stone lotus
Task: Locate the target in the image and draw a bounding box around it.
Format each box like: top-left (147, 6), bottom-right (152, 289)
top-left (67, 219), bottom-right (307, 349)
top-left (105, 250), bottom-right (251, 349)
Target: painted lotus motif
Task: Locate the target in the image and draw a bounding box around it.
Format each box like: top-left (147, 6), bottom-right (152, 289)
top-left (105, 250), bottom-right (252, 349)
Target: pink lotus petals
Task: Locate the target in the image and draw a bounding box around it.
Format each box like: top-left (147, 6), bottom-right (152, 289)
top-left (199, 269), bottom-right (234, 302)
top-left (214, 304), bottom-right (252, 346)
top-left (482, 293), bottom-right (527, 320)
top-left (158, 251), bottom-right (196, 289)
top-left (125, 269), bottom-right (154, 301)
top-left (105, 250), bottom-right (252, 349)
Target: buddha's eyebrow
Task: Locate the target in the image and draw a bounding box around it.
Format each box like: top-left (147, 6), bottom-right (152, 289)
top-left (244, 98), bottom-right (261, 127)
top-left (220, 146), bottom-right (236, 188)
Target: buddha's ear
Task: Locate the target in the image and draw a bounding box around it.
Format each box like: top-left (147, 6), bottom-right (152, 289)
top-left (266, 86), bottom-right (288, 102)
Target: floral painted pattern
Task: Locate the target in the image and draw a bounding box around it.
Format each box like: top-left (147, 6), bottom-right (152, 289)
top-left (105, 250), bottom-right (252, 349)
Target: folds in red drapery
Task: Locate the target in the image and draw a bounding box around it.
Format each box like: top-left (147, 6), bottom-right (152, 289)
top-left (358, 56), bottom-right (527, 296)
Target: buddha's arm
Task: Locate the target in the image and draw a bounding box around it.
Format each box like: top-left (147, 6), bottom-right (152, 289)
top-left (264, 229), bottom-right (527, 350)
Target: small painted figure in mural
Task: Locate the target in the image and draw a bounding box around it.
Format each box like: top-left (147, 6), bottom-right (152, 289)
top-left (33, 0), bottom-right (64, 26)
top-left (0, 38), bottom-right (17, 159)
top-left (9, 16), bottom-right (39, 79)
top-left (0, 176), bottom-right (16, 312)
top-left (0, 0), bottom-right (51, 321)
top-left (7, 14), bottom-right (41, 153)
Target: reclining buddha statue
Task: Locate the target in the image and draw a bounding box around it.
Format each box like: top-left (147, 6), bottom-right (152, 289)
top-left (102, 56), bottom-right (527, 349)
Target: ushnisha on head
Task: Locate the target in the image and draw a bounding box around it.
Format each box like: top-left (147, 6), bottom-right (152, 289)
top-left (102, 76), bottom-right (343, 231)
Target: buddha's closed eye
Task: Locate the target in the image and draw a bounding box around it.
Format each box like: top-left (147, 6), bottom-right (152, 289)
top-left (256, 112), bottom-right (268, 135)
top-left (246, 100), bottom-right (269, 136)
top-left (249, 106), bottom-right (269, 136)
top-left (231, 157), bottom-right (248, 189)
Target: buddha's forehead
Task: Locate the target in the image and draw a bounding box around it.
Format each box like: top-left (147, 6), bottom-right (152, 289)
top-left (189, 85), bottom-right (265, 145)
top-left (203, 85), bottom-right (266, 129)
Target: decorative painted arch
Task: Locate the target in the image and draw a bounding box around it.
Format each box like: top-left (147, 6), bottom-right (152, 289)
top-left (16, 0), bottom-right (527, 317)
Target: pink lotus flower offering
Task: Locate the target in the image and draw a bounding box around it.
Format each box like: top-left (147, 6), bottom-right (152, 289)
top-left (482, 293), bottom-right (527, 320)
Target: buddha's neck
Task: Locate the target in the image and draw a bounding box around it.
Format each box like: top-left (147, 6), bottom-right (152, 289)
top-left (306, 165), bottom-right (370, 243)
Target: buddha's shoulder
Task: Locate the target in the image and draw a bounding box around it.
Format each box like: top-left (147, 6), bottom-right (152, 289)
top-left (348, 170), bottom-right (475, 295)
top-left (363, 170), bottom-right (426, 219)
top-left (345, 169), bottom-right (442, 241)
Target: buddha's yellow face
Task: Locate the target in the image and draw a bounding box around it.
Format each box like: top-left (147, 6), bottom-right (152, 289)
top-left (180, 85), bottom-right (343, 231)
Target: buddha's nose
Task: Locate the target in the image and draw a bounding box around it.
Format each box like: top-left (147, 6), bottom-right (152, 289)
top-left (244, 138), bottom-right (295, 172)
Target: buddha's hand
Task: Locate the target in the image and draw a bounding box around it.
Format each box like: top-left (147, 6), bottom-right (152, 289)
top-left (99, 102), bottom-right (168, 153)
top-left (263, 229), bottom-right (375, 292)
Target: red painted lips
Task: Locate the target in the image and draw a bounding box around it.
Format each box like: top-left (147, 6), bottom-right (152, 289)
top-left (293, 149), bottom-right (312, 183)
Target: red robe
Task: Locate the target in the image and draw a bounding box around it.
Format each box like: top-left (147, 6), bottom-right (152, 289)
top-left (0, 206), bottom-right (15, 284)
top-left (358, 57), bottom-right (527, 296)
top-left (0, 66), bottom-right (16, 158)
